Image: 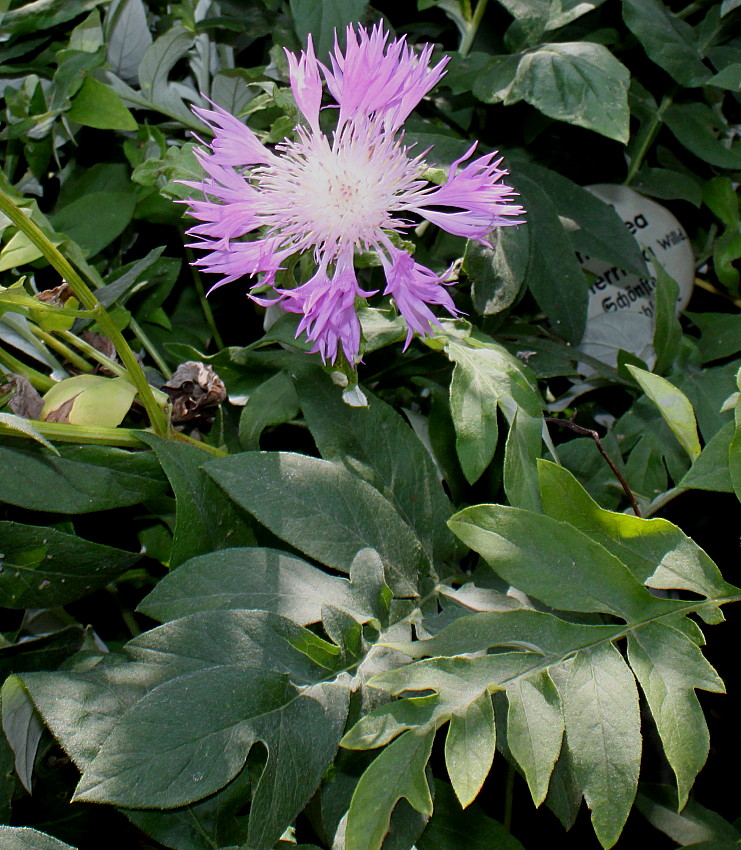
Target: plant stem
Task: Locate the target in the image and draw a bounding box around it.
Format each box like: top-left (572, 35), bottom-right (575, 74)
top-left (694, 277), bottom-right (741, 309)
top-left (185, 244), bottom-right (225, 350)
top-left (624, 93), bottom-right (674, 186)
top-left (545, 416), bottom-right (642, 517)
top-left (0, 348), bottom-right (55, 391)
top-left (0, 189), bottom-right (169, 435)
top-left (169, 428), bottom-right (228, 456)
top-left (460, 0), bottom-right (489, 58)
top-left (0, 420), bottom-right (148, 447)
top-left (503, 761), bottom-right (515, 833)
top-left (58, 330), bottom-right (129, 378)
top-left (129, 316), bottom-right (173, 378)
top-left (29, 325), bottom-right (93, 373)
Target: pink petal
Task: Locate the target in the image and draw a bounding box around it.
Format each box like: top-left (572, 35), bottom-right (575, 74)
top-left (192, 101), bottom-right (275, 167)
top-left (285, 34), bottom-right (323, 132)
top-left (323, 23), bottom-right (449, 132)
top-left (380, 242), bottom-right (459, 346)
top-left (279, 251), bottom-right (373, 363)
top-left (410, 146), bottom-right (525, 244)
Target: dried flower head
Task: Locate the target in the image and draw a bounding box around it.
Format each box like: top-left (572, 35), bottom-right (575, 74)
top-left (184, 23), bottom-right (524, 363)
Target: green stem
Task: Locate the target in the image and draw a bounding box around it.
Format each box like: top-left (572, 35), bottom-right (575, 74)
top-left (460, 0), bottom-right (489, 57)
top-left (29, 325), bottom-right (93, 373)
top-left (169, 428), bottom-right (229, 457)
top-left (129, 316), bottom-right (173, 379)
top-left (676, 0), bottom-right (713, 19)
top-left (624, 93), bottom-right (674, 186)
top-left (0, 420), bottom-right (148, 447)
top-left (0, 189), bottom-right (169, 436)
top-left (185, 244), bottom-right (225, 350)
top-left (0, 348), bottom-right (55, 392)
top-left (58, 330), bottom-right (129, 378)
top-left (503, 761), bottom-right (515, 833)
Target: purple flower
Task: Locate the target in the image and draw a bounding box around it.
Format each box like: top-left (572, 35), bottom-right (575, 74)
top-left (184, 23), bottom-right (524, 363)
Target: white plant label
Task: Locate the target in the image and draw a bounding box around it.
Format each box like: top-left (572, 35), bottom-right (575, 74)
top-left (578, 184), bottom-right (695, 369)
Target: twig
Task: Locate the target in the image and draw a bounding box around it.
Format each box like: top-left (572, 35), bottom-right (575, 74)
top-left (545, 416), bottom-right (642, 517)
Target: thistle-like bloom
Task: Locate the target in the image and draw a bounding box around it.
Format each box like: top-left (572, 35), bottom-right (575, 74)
top-left (184, 23), bottom-right (524, 363)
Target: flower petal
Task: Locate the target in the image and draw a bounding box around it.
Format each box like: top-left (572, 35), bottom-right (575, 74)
top-left (324, 23), bottom-right (448, 132)
top-left (280, 252), bottom-right (372, 363)
top-left (192, 101), bottom-right (275, 167)
top-left (189, 236), bottom-right (291, 291)
top-left (285, 34), bottom-right (323, 132)
top-left (410, 147), bottom-right (525, 244)
top-left (380, 242), bottom-right (459, 346)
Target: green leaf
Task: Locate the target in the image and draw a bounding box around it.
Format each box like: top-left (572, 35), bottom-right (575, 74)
top-left (444, 691), bottom-right (496, 808)
top-left (503, 406), bottom-right (543, 511)
top-left (627, 622), bottom-right (724, 808)
top-left (136, 546), bottom-right (381, 626)
top-left (1, 676), bottom-right (43, 793)
top-left (559, 644), bottom-right (641, 848)
top-left (67, 76), bottom-right (137, 130)
top-left (0, 442), bottom-right (165, 513)
top-left (0, 731), bottom-right (14, 824)
top-left (290, 0), bottom-right (369, 59)
top-left (417, 780), bottom-right (525, 850)
top-left (636, 783), bottom-right (741, 846)
top-left (537, 460), bottom-right (735, 598)
top-left (0, 827), bottom-right (76, 850)
top-left (0, 520), bottom-right (138, 608)
top-left (205, 451), bottom-right (427, 596)
top-left (627, 365), bottom-right (702, 461)
top-left (104, 0), bottom-right (153, 86)
top-left (138, 434), bottom-right (255, 567)
top-left (708, 63), bottom-right (741, 90)
top-left (52, 612), bottom-right (350, 849)
top-left (622, 0), bottom-right (712, 87)
top-left (295, 368), bottom-right (456, 563)
top-left (345, 729), bottom-right (435, 850)
top-left (506, 672), bottom-right (563, 807)
top-left (0, 0), bottom-right (108, 35)
top-left (126, 764), bottom-right (251, 850)
top-left (464, 225), bottom-right (529, 316)
top-left (0, 412), bottom-right (59, 454)
top-left (703, 177), bottom-right (741, 228)
top-left (49, 189), bottom-right (137, 256)
top-left (506, 42), bottom-right (630, 142)
top-left (632, 168), bottom-right (702, 206)
top-left (41, 374), bottom-right (137, 428)
top-left (444, 332), bottom-right (542, 484)
top-left (0, 627), bottom-right (87, 683)
top-left (448, 504), bottom-right (676, 619)
top-left (652, 266), bottom-right (682, 375)
top-left (126, 610), bottom-right (340, 685)
top-left (515, 162), bottom-right (648, 277)
top-left (664, 104), bottom-right (741, 170)
top-left (513, 173), bottom-right (589, 343)
top-left (239, 370), bottom-right (299, 451)
top-left (13, 656), bottom-right (155, 772)
top-left (679, 421), bottom-right (734, 493)
top-left (71, 669), bottom-right (338, 814)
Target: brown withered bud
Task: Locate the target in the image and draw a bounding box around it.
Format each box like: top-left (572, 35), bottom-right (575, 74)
top-left (80, 331), bottom-right (117, 367)
top-left (162, 361), bottom-right (227, 425)
top-left (1, 375), bottom-right (44, 419)
top-left (35, 281), bottom-right (74, 306)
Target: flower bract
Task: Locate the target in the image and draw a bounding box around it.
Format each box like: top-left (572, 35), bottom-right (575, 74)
top-left (184, 23), bottom-right (525, 363)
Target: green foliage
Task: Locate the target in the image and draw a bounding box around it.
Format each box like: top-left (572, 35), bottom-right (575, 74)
top-left (1, 0), bottom-right (741, 849)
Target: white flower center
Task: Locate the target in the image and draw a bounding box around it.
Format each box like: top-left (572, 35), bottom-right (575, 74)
top-left (253, 124), bottom-right (429, 258)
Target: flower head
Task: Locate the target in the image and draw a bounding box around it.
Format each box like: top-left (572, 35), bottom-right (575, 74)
top-left (184, 23), bottom-right (524, 363)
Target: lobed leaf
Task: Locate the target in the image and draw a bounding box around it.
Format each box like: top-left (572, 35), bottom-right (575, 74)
top-left (205, 451), bottom-right (428, 596)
